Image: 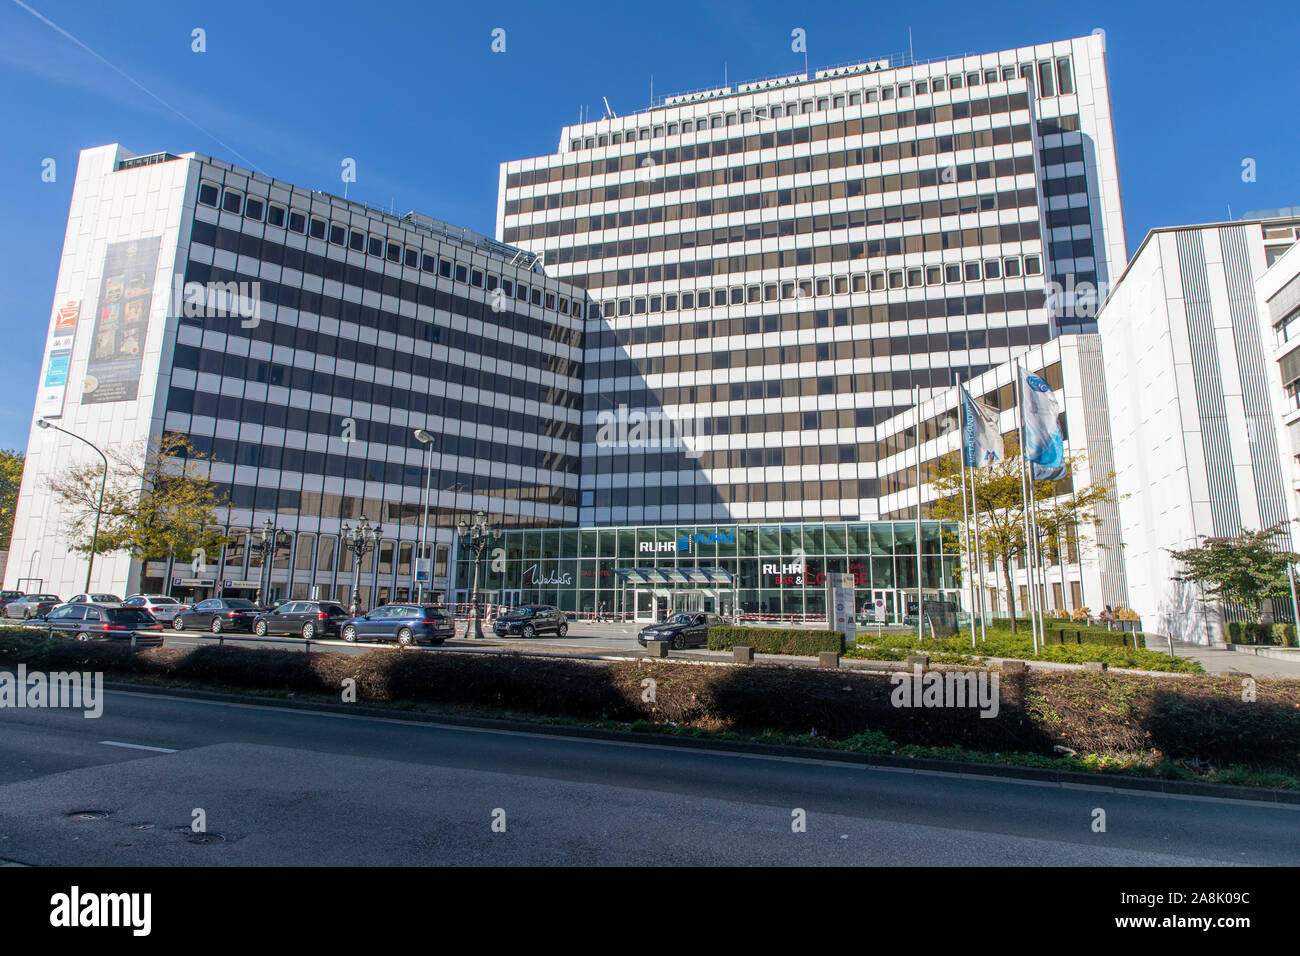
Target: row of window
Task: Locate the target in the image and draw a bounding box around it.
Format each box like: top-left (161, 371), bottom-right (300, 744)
top-left (195, 185), bottom-right (585, 320)
top-left (563, 60), bottom-right (1071, 150)
top-left (590, 255), bottom-right (1044, 317)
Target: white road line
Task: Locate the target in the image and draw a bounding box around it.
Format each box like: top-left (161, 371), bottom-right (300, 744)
top-left (98, 740), bottom-right (178, 754)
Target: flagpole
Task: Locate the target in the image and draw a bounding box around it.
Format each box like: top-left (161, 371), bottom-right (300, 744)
top-left (914, 385), bottom-right (924, 644)
top-left (956, 375), bottom-right (976, 648)
top-left (1015, 361), bottom-right (1040, 653)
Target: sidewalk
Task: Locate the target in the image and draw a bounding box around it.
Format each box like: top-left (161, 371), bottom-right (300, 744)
top-left (1169, 641), bottom-right (1300, 679)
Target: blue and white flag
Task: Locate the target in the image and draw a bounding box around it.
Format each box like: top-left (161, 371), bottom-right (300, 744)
top-left (961, 386), bottom-right (1004, 467)
top-left (1019, 366), bottom-right (1066, 481)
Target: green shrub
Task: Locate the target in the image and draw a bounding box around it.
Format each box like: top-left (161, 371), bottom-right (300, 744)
top-left (1227, 622), bottom-right (1298, 646)
top-left (707, 625), bottom-right (844, 655)
top-left (1041, 626), bottom-right (1146, 649)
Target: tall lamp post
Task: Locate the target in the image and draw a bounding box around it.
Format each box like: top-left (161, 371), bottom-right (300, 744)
top-left (248, 517), bottom-right (291, 606)
top-left (413, 429), bottom-right (437, 603)
top-left (456, 510), bottom-right (499, 639)
top-left (37, 418), bottom-right (107, 592)
top-left (342, 516), bottom-right (381, 617)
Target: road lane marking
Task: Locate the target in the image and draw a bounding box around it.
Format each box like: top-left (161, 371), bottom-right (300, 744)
top-left (98, 740), bottom-right (178, 754)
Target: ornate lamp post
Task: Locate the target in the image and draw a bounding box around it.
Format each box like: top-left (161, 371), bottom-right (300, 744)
top-left (341, 516), bottom-right (381, 617)
top-left (456, 510), bottom-right (499, 639)
top-left (249, 517), bottom-right (291, 606)
top-left (413, 429), bottom-right (437, 603)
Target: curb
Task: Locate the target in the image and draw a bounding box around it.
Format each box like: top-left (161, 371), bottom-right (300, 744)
top-left (97, 678), bottom-right (1300, 807)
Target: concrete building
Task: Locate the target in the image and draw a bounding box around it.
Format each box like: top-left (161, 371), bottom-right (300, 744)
top-left (9, 144), bottom-right (586, 606)
top-left (1099, 214), bottom-right (1300, 643)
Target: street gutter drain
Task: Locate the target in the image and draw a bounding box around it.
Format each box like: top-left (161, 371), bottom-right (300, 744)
top-left (67, 810), bottom-right (110, 821)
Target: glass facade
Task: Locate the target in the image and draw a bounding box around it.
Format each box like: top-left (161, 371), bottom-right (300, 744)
top-left (452, 519), bottom-right (959, 621)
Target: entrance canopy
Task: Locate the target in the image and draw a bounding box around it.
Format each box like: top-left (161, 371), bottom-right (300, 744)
top-left (613, 567), bottom-right (734, 585)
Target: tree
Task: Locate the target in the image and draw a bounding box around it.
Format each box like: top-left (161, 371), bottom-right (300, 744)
top-left (0, 449), bottom-right (24, 548)
top-left (927, 448), bottom-right (1116, 633)
top-left (1169, 524), bottom-right (1299, 623)
top-left (49, 433), bottom-right (229, 565)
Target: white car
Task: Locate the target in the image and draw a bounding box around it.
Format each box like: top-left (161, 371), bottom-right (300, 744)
top-left (123, 594), bottom-right (190, 624)
top-left (66, 593), bottom-right (124, 607)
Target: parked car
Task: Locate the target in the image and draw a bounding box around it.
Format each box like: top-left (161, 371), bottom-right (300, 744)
top-left (637, 612), bottom-right (723, 649)
top-left (66, 593), bottom-right (125, 607)
top-left (4, 594), bottom-right (63, 620)
top-left (252, 600), bottom-right (348, 639)
top-left (40, 603), bottom-right (165, 647)
top-left (340, 604), bottom-right (455, 646)
top-left (173, 598), bottom-right (261, 633)
top-left (0, 590), bottom-right (24, 610)
top-left (123, 594), bottom-right (191, 624)
top-left (492, 605), bottom-right (568, 638)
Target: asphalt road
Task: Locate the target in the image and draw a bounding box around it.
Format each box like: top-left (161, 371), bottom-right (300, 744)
top-left (0, 686), bottom-right (1294, 866)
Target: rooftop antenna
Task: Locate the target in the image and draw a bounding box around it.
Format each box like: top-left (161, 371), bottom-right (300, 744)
top-left (908, 27), bottom-right (914, 64)
top-left (602, 95), bottom-right (617, 119)
top-left (724, 61), bottom-right (728, 88)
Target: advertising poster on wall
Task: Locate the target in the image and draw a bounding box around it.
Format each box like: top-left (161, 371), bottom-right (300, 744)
top-left (82, 237), bottom-right (161, 405)
top-left (35, 300), bottom-right (81, 417)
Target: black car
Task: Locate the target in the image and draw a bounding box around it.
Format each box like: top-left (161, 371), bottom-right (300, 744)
top-left (0, 590), bottom-right (24, 610)
top-left (40, 603), bottom-right (165, 647)
top-left (340, 604), bottom-right (455, 646)
top-left (492, 605), bottom-right (568, 638)
top-left (173, 598), bottom-right (261, 633)
top-left (253, 601), bottom-right (348, 639)
top-left (638, 612), bottom-right (723, 649)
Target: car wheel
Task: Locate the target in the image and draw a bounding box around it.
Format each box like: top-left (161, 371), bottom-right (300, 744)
top-left (342, 625), bottom-right (357, 643)
top-left (522, 624), bottom-right (536, 638)
top-left (211, 618), bottom-right (223, 634)
top-left (397, 627), bottom-right (413, 647)
top-left (301, 622), bottom-right (316, 640)
top-left (75, 632), bottom-right (89, 642)
top-left (557, 623), bottom-right (568, 637)
top-left (254, 620), bottom-right (268, 637)
top-left (173, 617), bottom-right (185, 631)
top-left (23, 610), bottom-right (31, 620)
top-left (672, 633), bottom-right (686, 650)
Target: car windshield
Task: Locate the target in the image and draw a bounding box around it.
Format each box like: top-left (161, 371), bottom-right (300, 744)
top-left (668, 614), bottom-right (696, 624)
top-left (91, 594), bottom-right (120, 602)
top-left (511, 607), bottom-right (538, 616)
top-left (37, 596), bottom-right (60, 602)
top-left (149, 597), bottom-right (180, 605)
top-left (224, 599), bottom-right (257, 609)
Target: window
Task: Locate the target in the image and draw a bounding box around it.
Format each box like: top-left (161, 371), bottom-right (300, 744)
top-left (945, 264), bottom-right (962, 282)
top-left (1004, 257), bottom-right (1022, 278)
top-left (266, 204), bottom-right (286, 228)
top-left (386, 242), bottom-right (401, 263)
top-left (405, 247), bottom-right (419, 268)
top-left (198, 183), bottom-right (220, 207)
top-left (1056, 57), bottom-right (1074, 95)
top-left (368, 236), bottom-right (383, 257)
top-left (221, 190), bottom-right (243, 213)
top-left (243, 197), bottom-right (264, 221)
top-left (983, 259), bottom-right (1001, 279)
top-left (349, 230), bottom-right (365, 251)
top-left (308, 217), bottom-right (327, 240)
top-left (965, 262), bottom-right (981, 281)
top-left (328, 223), bottom-right (345, 245)
top-left (1037, 60), bottom-right (1056, 97)
top-left (1024, 255), bottom-right (1042, 275)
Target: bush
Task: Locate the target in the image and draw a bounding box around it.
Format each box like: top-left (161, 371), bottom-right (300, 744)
top-left (1041, 626), bottom-right (1146, 649)
top-left (707, 625), bottom-right (844, 656)
top-left (1227, 622), bottom-right (1297, 646)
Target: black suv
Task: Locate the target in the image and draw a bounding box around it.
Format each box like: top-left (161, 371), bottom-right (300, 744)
top-left (41, 603), bottom-right (165, 647)
top-left (252, 601), bottom-right (348, 639)
top-left (638, 612), bottom-right (723, 650)
top-left (492, 605), bottom-right (568, 638)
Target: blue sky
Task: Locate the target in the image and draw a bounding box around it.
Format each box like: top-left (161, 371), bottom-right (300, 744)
top-left (1, 0), bottom-right (1296, 452)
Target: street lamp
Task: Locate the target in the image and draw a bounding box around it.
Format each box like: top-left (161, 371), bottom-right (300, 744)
top-left (414, 429), bottom-right (436, 603)
top-left (456, 509), bottom-right (499, 639)
top-left (37, 418), bottom-right (107, 592)
top-left (248, 517), bottom-right (290, 606)
top-left (341, 516), bottom-right (381, 617)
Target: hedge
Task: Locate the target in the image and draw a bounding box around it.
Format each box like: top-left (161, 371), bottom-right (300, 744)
top-left (707, 625), bottom-right (844, 656)
top-left (1226, 622), bottom-right (1298, 647)
top-left (1041, 627), bottom-right (1146, 649)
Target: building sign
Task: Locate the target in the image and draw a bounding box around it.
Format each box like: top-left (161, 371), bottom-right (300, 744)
top-left (415, 558), bottom-right (431, 583)
top-left (173, 577), bottom-right (215, 587)
top-left (36, 300), bottom-right (81, 417)
top-left (83, 237), bottom-right (161, 405)
top-left (521, 564), bottom-right (573, 586)
top-left (636, 531), bottom-right (734, 554)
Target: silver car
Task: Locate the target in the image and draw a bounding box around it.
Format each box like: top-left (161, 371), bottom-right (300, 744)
top-left (123, 594), bottom-right (190, 624)
top-left (67, 593), bottom-right (124, 607)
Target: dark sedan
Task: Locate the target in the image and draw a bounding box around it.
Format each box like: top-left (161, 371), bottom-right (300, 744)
top-left (340, 604), bottom-right (455, 646)
top-left (4, 594), bottom-right (62, 620)
top-left (637, 612), bottom-right (723, 650)
top-left (253, 601), bottom-right (348, 639)
top-left (173, 598), bottom-right (261, 633)
top-left (41, 603), bottom-right (165, 647)
top-left (492, 605), bottom-right (568, 638)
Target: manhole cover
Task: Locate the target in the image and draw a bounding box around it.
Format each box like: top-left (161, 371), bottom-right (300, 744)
top-left (66, 810), bottom-right (110, 821)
